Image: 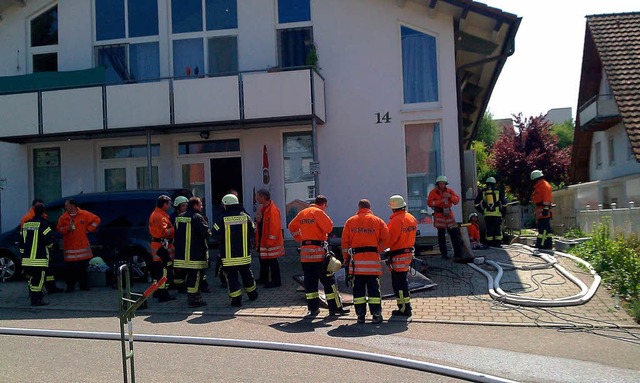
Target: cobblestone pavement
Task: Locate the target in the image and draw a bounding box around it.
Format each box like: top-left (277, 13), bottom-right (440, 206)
top-left (0, 243), bottom-right (637, 328)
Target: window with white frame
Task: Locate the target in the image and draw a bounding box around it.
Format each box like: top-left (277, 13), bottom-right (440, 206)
top-left (405, 122), bottom-right (441, 223)
top-left (30, 5), bottom-right (58, 73)
top-left (100, 144), bottom-right (160, 191)
top-left (277, 0), bottom-right (313, 68)
top-left (608, 136), bottom-right (615, 166)
top-left (94, 0), bottom-right (160, 82)
top-left (170, 0), bottom-right (238, 77)
top-left (401, 25), bottom-right (439, 104)
top-left (595, 141), bottom-right (602, 169)
top-left (283, 131), bottom-right (316, 224)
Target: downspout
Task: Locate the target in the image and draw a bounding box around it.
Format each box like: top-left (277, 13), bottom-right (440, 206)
top-left (454, 19), bottom-right (518, 216)
top-left (146, 129), bottom-right (152, 190)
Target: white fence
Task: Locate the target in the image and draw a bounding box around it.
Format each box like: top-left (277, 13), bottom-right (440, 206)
top-left (578, 206), bottom-right (640, 237)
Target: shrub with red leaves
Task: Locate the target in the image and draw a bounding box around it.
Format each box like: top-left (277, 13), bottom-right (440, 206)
top-left (490, 114), bottom-right (571, 204)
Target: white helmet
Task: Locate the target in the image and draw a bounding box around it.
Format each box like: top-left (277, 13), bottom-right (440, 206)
top-left (389, 195), bottom-right (407, 209)
top-left (222, 194), bottom-right (239, 205)
top-left (469, 212), bottom-right (479, 220)
top-left (436, 175), bottom-right (448, 184)
top-left (173, 196), bottom-right (189, 207)
top-left (486, 177), bottom-right (496, 184)
top-left (530, 170), bottom-right (544, 181)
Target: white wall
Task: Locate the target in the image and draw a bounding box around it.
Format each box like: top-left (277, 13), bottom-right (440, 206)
top-left (590, 124), bottom-right (640, 181)
top-left (0, 143), bottom-right (29, 231)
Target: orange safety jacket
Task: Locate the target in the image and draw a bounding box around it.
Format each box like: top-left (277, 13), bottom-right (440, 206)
top-left (256, 201), bottom-right (285, 259)
top-left (532, 179), bottom-right (553, 219)
top-left (57, 208), bottom-right (101, 262)
top-left (20, 208), bottom-right (48, 229)
top-left (288, 204), bottom-right (333, 263)
top-left (149, 207), bottom-right (175, 263)
top-left (468, 222), bottom-right (481, 242)
top-left (342, 208), bottom-right (390, 276)
top-left (427, 186), bottom-right (460, 229)
top-left (386, 210), bottom-right (418, 272)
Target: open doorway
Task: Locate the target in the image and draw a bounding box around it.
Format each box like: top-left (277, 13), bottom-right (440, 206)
top-left (211, 157), bottom-right (243, 219)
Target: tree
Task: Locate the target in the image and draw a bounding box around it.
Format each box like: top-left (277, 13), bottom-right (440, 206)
top-left (490, 114), bottom-right (571, 204)
top-left (471, 141), bottom-right (494, 184)
top-left (551, 119), bottom-right (574, 149)
top-left (476, 111), bottom-right (500, 148)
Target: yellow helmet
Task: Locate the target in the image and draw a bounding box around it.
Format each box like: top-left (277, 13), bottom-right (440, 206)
top-left (530, 170), bottom-right (544, 181)
top-left (389, 195), bottom-right (407, 209)
top-left (325, 253), bottom-right (343, 273)
top-left (222, 194), bottom-right (239, 205)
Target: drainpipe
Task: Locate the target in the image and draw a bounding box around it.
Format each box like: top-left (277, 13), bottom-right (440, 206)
top-left (146, 129), bottom-right (152, 190)
top-left (454, 19), bottom-right (518, 217)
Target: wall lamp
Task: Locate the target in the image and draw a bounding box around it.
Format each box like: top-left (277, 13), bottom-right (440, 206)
top-left (199, 131), bottom-right (210, 140)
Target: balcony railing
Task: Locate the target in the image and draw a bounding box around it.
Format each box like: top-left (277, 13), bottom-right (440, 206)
top-left (578, 94), bottom-right (622, 132)
top-left (0, 67), bottom-right (325, 141)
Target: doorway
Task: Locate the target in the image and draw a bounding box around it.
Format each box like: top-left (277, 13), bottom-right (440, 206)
top-left (210, 157), bottom-right (243, 217)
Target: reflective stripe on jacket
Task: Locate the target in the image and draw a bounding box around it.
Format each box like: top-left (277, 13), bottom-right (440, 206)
top-left (475, 188), bottom-right (503, 217)
top-left (57, 208), bottom-right (100, 262)
top-left (532, 179), bottom-right (553, 219)
top-left (342, 208), bottom-right (390, 276)
top-left (387, 210), bottom-right (417, 272)
top-left (174, 207), bottom-right (211, 269)
top-left (256, 201), bottom-right (284, 259)
top-left (213, 205), bottom-right (254, 267)
top-left (149, 207), bottom-right (175, 262)
top-left (20, 218), bottom-right (54, 268)
top-left (427, 187), bottom-right (460, 229)
top-left (20, 208), bottom-right (48, 229)
top-left (288, 204), bottom-right (333, 263)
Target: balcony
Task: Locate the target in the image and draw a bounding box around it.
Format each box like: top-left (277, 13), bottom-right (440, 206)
top-left (0, 67), bottom-right (326, 142)
top-left (578, 94), bottom-right (622, 132)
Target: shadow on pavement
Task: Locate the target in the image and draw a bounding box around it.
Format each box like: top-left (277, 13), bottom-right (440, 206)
top-left (326, 320), bottom-right (409, 338)
top-left (269, 318), bottom-right (333, 333)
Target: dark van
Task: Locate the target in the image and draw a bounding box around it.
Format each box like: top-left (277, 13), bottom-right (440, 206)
top-left (0, 189), bottom-right (191, 282)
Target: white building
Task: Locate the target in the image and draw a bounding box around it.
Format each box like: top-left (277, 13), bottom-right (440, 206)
top-left (0, 0), bottom-right (519, 235)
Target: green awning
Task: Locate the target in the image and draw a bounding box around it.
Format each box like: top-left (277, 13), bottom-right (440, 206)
top-left (0, 67), bottom-right (106, 95)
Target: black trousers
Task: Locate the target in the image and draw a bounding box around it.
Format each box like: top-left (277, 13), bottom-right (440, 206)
top-left (437, 227), bottom-right (463, 258)
top-left (258, 257), bottom-right (281, 285)
top-left (65, 259), bottom-right (90, 290)
top-left (185, 268), bottom-right (206, 294)
top-left (484, 216), bottom-right (503, 245)
top-left (24, 266), bottom-right (46, 293)
top-left (302, 262), bottom-right (342, 312)
top-left (391, 270), bottom-right (411, 312)
top-left (535, 217), bottom-right (553, 249)
top-left (223, 265), bottom-right (257, 303)
top-left (353, 275), bottom-right (381, 316)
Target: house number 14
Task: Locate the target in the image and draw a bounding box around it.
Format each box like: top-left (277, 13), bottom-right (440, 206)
top-left (375, 112), bottom-right (391, 124)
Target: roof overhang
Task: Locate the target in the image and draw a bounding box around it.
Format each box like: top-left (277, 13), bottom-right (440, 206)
top-left (0, 0), bottom-right (26, 21)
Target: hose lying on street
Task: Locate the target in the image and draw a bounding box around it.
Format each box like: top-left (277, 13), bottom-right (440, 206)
top-left (469, 244), bottom-right (601, 307)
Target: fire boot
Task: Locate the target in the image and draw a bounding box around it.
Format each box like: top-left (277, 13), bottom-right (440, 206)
top-left (187, 293), bottom-right (207, 308)
top-left (156, 289), bottom-right (176, 303)
top-left (30, 292), bottom-right (49, 307)
top-left (45, 281), bottom-right (63, 294)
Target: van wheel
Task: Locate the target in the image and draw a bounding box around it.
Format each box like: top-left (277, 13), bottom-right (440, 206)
top-left (0, 252), bottom-right (20, 281)
top-left (127, 252), bottom-right (149, 281)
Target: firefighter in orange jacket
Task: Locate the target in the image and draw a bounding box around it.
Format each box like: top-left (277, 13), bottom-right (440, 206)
top-left (427, 175), bottom-right (463, 260)
top-left (288, 195), bottom-right (349, 317)
top-left (530, 170), bottom-right (553, 249)
top-left (20, 199), bottom-right (62, 294)
top-left (56, 199), bottom-right (101, 292)
top-left (342, 199), bottom-right (390, 324)
top-left (148, 195), bottom-right (176, 302)
top-left (386, 195), bottom-right (417, 317)
top-left (255, 189), bottom-right (284, 288)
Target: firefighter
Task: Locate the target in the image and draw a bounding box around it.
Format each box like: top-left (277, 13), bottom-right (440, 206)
top-left (20, 199), bottom-right (62, 294)
top-left (531, 170), bottom-right (553, 249)
top-left (288, 195), bottom-right (349, 317)
top-left (212, 194), bottom-right (258, 307)
top-left (474, 177), bottom-right (506, 247)
top-left (148, 195), bottom-right (176, 302)
top-left (170, 196), bottom-right (189, 293)
top-left (174, 197), bottom-right (211, 308)
top-left (342, 199), bottom-right (389, 324)
top-left (20, 204), bottom-right (56, 306)
top-left (385, 195), bottom-right (417, 318)
top-left (427, 175), bottom-right (464, 261)
top-left (467, 213), bottom-right (482, 249)
top-left (255, 188), bottom-right (284, 288)
top-left (57, 199), bottom-right (101, 292)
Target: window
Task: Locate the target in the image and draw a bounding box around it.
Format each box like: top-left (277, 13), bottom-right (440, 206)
top-left (277, 0), bottom-right (313, 69)
top-left (94, 0), bottom-right (160, 82)
top-left (101, 144), bottom-right (160, 159)
top-left (283, 132), bottom-right (316, 225)
top-left (608, 137), bottom-right (615, 166)
top-left (171, 0), bottom-right (238, 77)
top-left (405, 123), bottom-right (441, 223)
top-left (595, 141), bottom-right (602, 169)
top-left (178, 139), bottom-right (240, 155)
top-left (401, 26), bottom-right (438, 104)
top-left (33, 148), bottom-right (62, 203)
top-left (136, 166), bottom-right (159, 189)
top-left (100, 144), bottom-right (160, 191)
top-left (30, 5), bottom-right (58, 73)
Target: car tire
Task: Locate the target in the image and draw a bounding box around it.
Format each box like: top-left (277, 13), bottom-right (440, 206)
top-left (127, 250), bottom-right (149, 282)
top-left (0, 252), bottom-right (20, 282)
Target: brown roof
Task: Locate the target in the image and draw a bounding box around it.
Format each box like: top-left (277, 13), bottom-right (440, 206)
top-left (587, 13), bottom-right (640, 161)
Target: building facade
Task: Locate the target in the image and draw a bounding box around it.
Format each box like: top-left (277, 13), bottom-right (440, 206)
top-left (0, 0), bottom-right (518, 235)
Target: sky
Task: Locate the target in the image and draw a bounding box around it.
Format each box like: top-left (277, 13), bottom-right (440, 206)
top-left (483, 0), bottom-right (639, 120)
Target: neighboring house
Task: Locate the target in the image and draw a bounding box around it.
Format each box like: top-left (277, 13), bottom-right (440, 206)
top-left (543, 107), bottom-right (572, 125)
top-left (0, 0), bottom-right (519, 235)
top-left (566, 12), bottom-right (640, 213)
